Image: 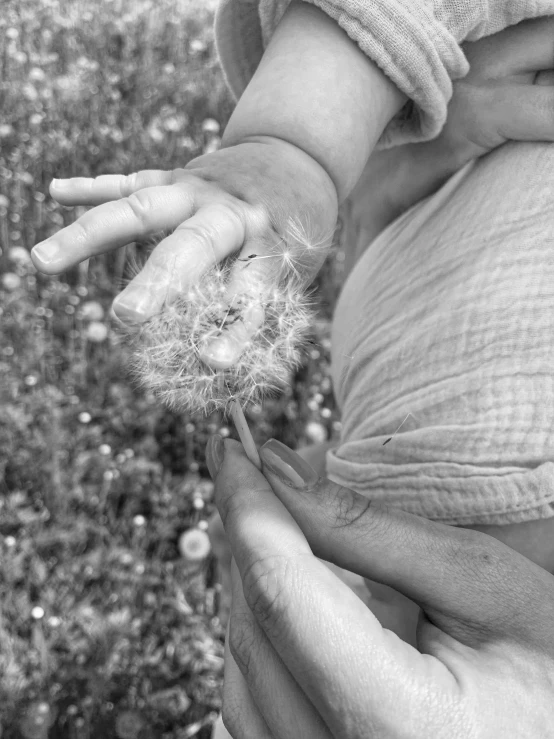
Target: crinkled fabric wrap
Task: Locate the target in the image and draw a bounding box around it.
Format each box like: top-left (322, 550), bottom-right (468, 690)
top-left (329, 143), bottom-right (554, 526)
top-left (214, 0), bottom-right (554, 148)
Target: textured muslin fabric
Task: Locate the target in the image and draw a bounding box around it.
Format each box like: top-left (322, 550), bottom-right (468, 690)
top-left (329, 142), bottom-right (554, 526)
top-left (214, 0), bottom-right (554, 148)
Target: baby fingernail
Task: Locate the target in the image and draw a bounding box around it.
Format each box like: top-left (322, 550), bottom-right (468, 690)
top-left (32, 239), bottom-right (60, 265)
top-left (260, 439), bottom-right (319, 489)
top-left (112, 287), bottom-right (152, 323)
top-left (51, 178), bottom-right (69, 190)
top-left (200, 336), bottom-right (243, 370)
top-left (206, 434), bottom-right (225, 479)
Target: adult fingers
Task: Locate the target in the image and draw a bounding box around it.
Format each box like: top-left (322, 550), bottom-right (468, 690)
top-left (49, 170), bottom-right (177, 206)
top-left (222, 618), bottom-right (274, 739)
top-left (464, 16), bottom-right (554, 78)
top-left (31, 184), bottom-right (196, 275)
top-left (111, 203), bottom-right (246, 323)
top-left (496, 84), bottom-right (554, 143)
top-left (258, 439), bottom-right (554, 653)
top-left (227, 560), bottom-right (332, 739)
top-left (213, 439), bottom-right (458, 738)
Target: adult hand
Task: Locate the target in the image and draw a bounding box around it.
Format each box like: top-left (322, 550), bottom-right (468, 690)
top-left (441, 15), bottom-right (554, 161)
top-left (208, 437), bottom-right (554, 739)
top-left (344, 16), bottom-right (554, 269)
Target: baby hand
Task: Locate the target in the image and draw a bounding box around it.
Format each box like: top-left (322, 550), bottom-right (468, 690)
top-left (31, 138), bottom-right (337, 368)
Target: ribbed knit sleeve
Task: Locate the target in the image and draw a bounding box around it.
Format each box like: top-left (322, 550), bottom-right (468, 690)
top-left (214, 0), bottom-right (554, 147)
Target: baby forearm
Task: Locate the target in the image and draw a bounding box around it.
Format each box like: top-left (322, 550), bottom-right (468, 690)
top-left (221, 0), bottom-right (406, 203)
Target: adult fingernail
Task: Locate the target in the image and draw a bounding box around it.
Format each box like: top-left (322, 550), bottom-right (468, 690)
top-left (112, 287), bottom-right (152, 323)
top-left (260, 439), bottom-right (319, 489)
top-left (206, 434), bottom-right (225, 479)
top-left (32, 239), bottom-right (60, 265)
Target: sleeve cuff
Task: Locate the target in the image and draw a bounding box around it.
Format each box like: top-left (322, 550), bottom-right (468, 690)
top-left (214, 0), bottom-right (469, 148)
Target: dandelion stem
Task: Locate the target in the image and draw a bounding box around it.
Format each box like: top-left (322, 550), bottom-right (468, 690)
top-left (230, 401), bottom-right (261, 469)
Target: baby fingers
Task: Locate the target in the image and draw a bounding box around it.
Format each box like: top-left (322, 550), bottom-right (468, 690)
top-left (31, 183), bottom-right (196, 274)
top-left (112, 203), bottom-right (246, 323)
top-left (49, 169), bottom-right (179, 206)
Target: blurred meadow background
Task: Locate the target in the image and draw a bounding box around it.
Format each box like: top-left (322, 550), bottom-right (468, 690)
top-left (0, 0), bottom-right (343, 736)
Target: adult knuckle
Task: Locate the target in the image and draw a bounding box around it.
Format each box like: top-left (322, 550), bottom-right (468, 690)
top-left (214, 474), bottom-right (246, 529)
top-left (325, 482), bottom-right (395, 539)
top-left (228, 614), bottom-right (257, 678)
top-left (330, 483), bottom-right (374, 529)
top-left (241, 554), bottom-right (293, 636)
top-left (221, 699), bottom-right (246, 739)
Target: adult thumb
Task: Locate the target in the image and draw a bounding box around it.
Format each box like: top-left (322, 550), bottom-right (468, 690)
top-left (259, 438), bottom-right (554, 651)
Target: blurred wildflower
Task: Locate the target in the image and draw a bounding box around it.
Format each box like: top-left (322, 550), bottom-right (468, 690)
top-left (305, 420), bottom-right (327, 443)
top-left (78, 412), bottom-right (92, 424)
top-left (147, 122), bottom-right (165, 143)
top-left (85, 321), bottom-right (109, 342)
top-left (203, 138), bottom-right (220, 155)
top-left (29, 67), bottom-right (46, 83)
top-left (0, 124), bottom-right (14, 138)
top-left (202, 118), bottom-right (220, 134)
top-left (2, 272), bottom-right (22, 291)
top-left (29, 113), bottom-right (44, 127)
top-left (19, 701), bottom-right (55, 739)
top-left (9, 246), bottom-right (31, 265)
top-left (22, 84), bottom-right (39, 102)
top-left (115, 710), bottom-right (145, 739)
top-left (189, 38), bottom-right (207, 53)
top-left (18, 172), bottom-right (34, 186)
top-left (179, 528), bottom-right (211, 562)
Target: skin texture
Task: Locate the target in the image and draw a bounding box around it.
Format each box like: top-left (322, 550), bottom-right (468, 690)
top-left (211, 439), bottom-right (554, 739)
top-left (207, 17), bottom-right (554, 660)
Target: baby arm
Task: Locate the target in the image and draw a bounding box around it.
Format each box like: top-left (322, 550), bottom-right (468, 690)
top-left (32, 0), bottom-right (404, 368)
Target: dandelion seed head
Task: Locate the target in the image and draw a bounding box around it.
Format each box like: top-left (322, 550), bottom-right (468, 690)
top-left (123, 218), bottom-right (331, 415)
